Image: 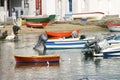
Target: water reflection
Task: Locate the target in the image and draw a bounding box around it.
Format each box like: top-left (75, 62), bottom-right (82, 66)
top-left (1, 34), bottom-right (120, 80)
top-left (0, 41), bottom-right (15, 80)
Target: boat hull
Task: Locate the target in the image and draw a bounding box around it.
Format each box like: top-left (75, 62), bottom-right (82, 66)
top-left (103, 51), bottom-right (120, 58)
top-left (46, 41), bottom-right (87, 49)
top-left (72, 12), bottom-right (104, 21)
top-left (93, 43), bottom-right (120, 58)
top-left (26, 21), bottom-right (49, 28)
top-left (25, 15), bottom-right (56, 22)
top-left (14, 54), bottom-right (60, 64)
top-left (106, 23), bottom-right (120, 32)
top-left (46, 30), bottom-right (80, 38)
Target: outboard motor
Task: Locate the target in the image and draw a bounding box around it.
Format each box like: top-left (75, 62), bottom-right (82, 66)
top-left (85, 40), bottom-right (97, 48)
top-left (33, 33), bottom-right (48, 55)
top-left (71, 31), bottom-right (78, 38)
top-left (82, 40), bottom-right (96, 56)
top-left (79, 35), bottom-right (86, 40)
top-left (94, 42), bottom-right (101, 54)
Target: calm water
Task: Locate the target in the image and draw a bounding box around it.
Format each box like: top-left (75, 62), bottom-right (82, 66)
top-left (0, 33), bottom-right (120, 80)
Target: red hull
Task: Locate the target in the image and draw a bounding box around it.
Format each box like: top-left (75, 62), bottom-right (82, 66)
top-left (72, 12), bottom-right (104, 15)
top-left (106, 23), bottom-right (120, 27)
top-left (14, 54), bottom-right (60, 64)
top-left (26, 21), bottom-right (49, 28)
top-left (46, 30), bottom-right (80, 38)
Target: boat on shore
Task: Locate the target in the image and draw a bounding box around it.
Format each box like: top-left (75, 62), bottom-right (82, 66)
top-left (25, 14), bottom-right (56, 22)
top-left (22, 14), bottom-right (56, 27)
top-left (72, 12), bottom-right (104, 21)
top-left (26, 21), bottom-right (49, 28)
top-left (106, 23), bottom-right (120, 32)
top-left (14, 54), bottom-right (60, 64)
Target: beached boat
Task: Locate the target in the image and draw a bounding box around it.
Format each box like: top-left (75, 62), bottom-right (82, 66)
top-left (106, 23), bottom-right (120, 32)
top-left (25, 15), bottom-right (56, 28)
top-left (25, 14), bottom-right (56, 22)
top-left (46, 30), bottom-right (80, 38)
top-left (26, 21), bottom-right (49, 28)
top-left (14, 54), bottom-right (60, 64)
top-left (72, 12), bottom-right (104, 21)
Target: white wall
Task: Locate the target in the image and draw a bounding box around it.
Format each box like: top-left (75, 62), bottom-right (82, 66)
top-left (42, 0), bottom-right (56, 15)
top-left (109, 0), bottom-right (120, 15)
top-left (0, 7), bottom-right (8, 22)
top-left (28, 0), bottom-right (36, 15)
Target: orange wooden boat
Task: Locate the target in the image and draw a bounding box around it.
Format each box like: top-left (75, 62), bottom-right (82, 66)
top-left (45, 30), bottom-right (80, 38)
top-left (26, 21), bottom-right (49, 28)
top-left (14, 54), bottom-right (60, 64)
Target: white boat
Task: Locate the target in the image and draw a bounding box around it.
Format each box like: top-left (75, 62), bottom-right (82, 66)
top-left (46, 36), bottom-right (94, 49)
top-left (106, 23), bottom-right (120, 32)
top-left (107, 35), bottom-right (120, 44)
top-left (47, 36), bottom-right (94, 42)
top-left (72, 12), bottom-right (104, 21)
top-left (83, 39), bottom-right (120, 58)
top-left (94, 43), bottom-right (120, 58)
top-left (46, 40), bottom-right (88, 49)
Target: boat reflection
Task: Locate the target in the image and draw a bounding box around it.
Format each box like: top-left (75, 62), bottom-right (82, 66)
top-left (15, 62), bottom-right (60, 68)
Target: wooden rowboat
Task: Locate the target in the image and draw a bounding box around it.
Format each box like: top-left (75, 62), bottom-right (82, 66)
top-left (14, 54), bottom-right (60, 64)
top-left (45, 30), bottom-right (80, 38)
top-left (106, 23), bottom-right (120, 32)
top-left (26, 21), bottom-right (49, 28)
top-left (25, 14), bottom-right (56, 22)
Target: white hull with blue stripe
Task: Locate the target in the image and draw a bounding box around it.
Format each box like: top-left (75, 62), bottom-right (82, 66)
top-left (94, 42), bottom-right (120, 58)
top-left (46, 40), bottom-right (87, 49)
top-left (46, 37), bottom-right (94, 49)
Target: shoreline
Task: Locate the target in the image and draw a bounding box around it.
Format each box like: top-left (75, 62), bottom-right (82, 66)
top-left (0, 23), bottom-right (109, 35)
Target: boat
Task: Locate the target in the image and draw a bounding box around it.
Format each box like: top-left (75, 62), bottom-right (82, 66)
top-left (25, 14), bottom-right (56, 28)
top-left (46, 40), bottom-right (88, 49)
top-left (106, 23), bottom-right (120, 32)
top-left (14, 54), bottom-right (60, 64)
top-left (26, 21), bottom-right (49, 28)
top-left (82, 39), bottom-right (120, 58)
top-left (72, 12), bottom-right (104, 21)
top-left (107, 35), bottom-right (120, 44)
top-left (25, 14), bottom-right (56, 22)
top-left (45, 30), bottom-right (80, 38)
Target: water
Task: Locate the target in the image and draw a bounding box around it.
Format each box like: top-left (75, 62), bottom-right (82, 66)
top-left (0, 34), bottom-right (120, 80)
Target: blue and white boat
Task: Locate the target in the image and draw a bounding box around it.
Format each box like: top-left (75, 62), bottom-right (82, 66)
top-left (93, 43), bottom-right (120, 58)
top-left (46, 40), bottom-right (88, 49)
top-left (107, 35), bottom-right (120, 44)
top-left (46, 36), bottom-right (94, 49)
top-left (83, 39), bottom-right (120, 58)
